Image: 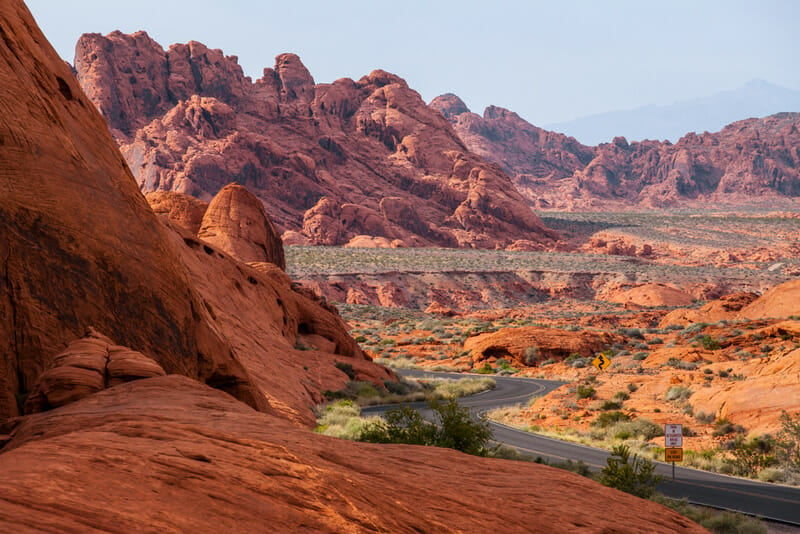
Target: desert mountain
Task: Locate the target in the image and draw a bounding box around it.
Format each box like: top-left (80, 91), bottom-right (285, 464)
top-left (434, 95), bottom-right (800, 209)
top-left (73, 31), bottom-right (557, 249)
top-left (0, 3), bottom-right (709, 531)
top-left (546, 79), bottom-right (800, 145)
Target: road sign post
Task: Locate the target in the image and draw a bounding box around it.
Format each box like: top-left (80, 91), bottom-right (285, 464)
top-left (665, 424), bottom-right (683, 480)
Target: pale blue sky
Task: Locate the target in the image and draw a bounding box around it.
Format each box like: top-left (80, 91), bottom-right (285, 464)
top-left (25, 0), bottom-right (799, 125)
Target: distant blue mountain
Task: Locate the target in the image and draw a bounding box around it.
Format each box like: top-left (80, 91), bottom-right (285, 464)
top-left (546, 80), bottom-right (800, 145)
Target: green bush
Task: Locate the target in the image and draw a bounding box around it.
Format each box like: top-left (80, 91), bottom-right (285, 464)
top-left (600, 445), bottom-right (661, 499)
top-left (577, 385), bottom-right (596, 400)
top-left (700, 335), bottom-right (721, 350)
top-left (727, 436), bottom-right (777, 477)
top-left (593, 411), bottom-right (631, 428)
top-left (475, 362), bottom-right (495, 374)
top-left (775, 411), bottom-right (800, 473)
top-left (358, 399), bottom-right (493, 456)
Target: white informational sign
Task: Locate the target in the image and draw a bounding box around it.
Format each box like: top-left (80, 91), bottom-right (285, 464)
top-left (665, 424), bottom-right (683, 448)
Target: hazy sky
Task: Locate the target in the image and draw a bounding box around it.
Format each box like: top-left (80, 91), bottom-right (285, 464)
top-left (25, 0), bottom-right (799, 125)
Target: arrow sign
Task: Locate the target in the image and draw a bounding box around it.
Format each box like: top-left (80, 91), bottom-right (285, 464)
top-left (592, 353), bottom-right (610, 371)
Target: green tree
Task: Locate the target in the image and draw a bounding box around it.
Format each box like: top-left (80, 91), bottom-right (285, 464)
top-left (727, 436), bottom-right (776, 477)
top-left (600, 444), bottom-right (662, 499)
top-left (775, 411), bottom-right (800, 472)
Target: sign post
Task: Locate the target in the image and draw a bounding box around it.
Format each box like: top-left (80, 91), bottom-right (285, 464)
top-left (664, 424), bottom-right (683, 480)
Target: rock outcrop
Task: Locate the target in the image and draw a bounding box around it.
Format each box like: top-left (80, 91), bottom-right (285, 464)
top-left (0, 0), bottom-right (384, 424)
top-left (464, 326), bottom-right (621, 366)
top-left (23, 329), bottom-right (166, 413)
top-left (73, 34), bottom-right (558, 249)
top-left (0, 375), bottom-right (705, 533)
top-left (0, 7), bottom-right (264, 418)
top-left (198, 183), bottom-right (286, 268)
top-left (145, 190), bottom-right (209, 234)
top-left (434, 95), bottom-right (800, 209)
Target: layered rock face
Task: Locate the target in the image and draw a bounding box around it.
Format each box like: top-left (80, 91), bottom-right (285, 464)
top-left (74, 33), bottom-right (557, 249)
top-left (435, 95), bottom-right (800, 209)
top-left (0, 1), bottom-right (383, 423)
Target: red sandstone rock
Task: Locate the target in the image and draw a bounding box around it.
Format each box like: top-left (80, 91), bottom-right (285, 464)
top-left (0, 7), bottom-right (265, 418)
top-left (198, 183), bottom-right (286, 269)
top-left (145, 190), bottom-right (209, 234)
top-left (74, 33), bottom-right (558, 249)
top-left (464, 326), bottom-right (622, 366)
top-left (433, 94), bottom-right (800, 209)
top-left (0, 376), bottom-right (705, 534)
top-left (24, 329), bottom-right (166, 413)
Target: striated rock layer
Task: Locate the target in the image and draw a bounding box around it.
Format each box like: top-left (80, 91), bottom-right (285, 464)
top-left (433, 95), bottom-right (800, 209)
top-left (0, 0), bottom-right (383, 424)
top-left (74, 33), bottom-right (557, 249)
top-left (0, 376), bottom-right (705, 533)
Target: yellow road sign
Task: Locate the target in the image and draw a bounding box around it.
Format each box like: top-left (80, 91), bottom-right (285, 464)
top-left (665, 448), bottom-right (683, 462)
top-left (592, 353), bottom-right (610, 371)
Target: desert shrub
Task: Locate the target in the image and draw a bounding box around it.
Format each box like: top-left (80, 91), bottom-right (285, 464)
top-left (618, 327), bottom-right (645, 339)
top-left (576, 385), bottom-right (596, 400)
top-left (611, 419), bottom-right (663, 441)
top-left (700, 335), bottom-right (722, 350)
top-left (600, 445), bottom-right (661, 499)
top-left (539, 358), bottom-right (556, 367)
top-left (523, 346), bottom-right (540, 366)
top-left (632, 352), bottom-right (649, 360)
top-left (647, 337), bottom-right (664, 345)
top-left (316, 400), bottom-right (377, 439)
top-left (664, 386), bottom-right (692, 402)
top-left (593, 411), bottom-right (630, 428)
top-left (651, 495), bottom-right (767, 534)
top-left (627, 382), bottom-right (639, 393)
top-left (614, 391), bottom-right (630, 402)
top-left (475, 362), bottom-right (495, 374)
top-left (601, 400), bottom-right (622, 411)
top-left (695, 410), bottom-right (716, 424)
top-left (571, 358), bottom-right (588, 368)
top-left (682, 322), bottom-right (709, 335)
top-left (712, 419), bottom-right (745, 437)
top-left (726, 436), bottom-right (777, 477)
top-left (359, 399), bottom-right (493, 456)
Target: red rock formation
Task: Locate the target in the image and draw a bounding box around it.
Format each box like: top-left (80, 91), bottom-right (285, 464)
top-left (430, 95), bottom-right (595, 208)
top-left (198, 183), bottom-right (286, 269)
top-left (74, 33), bottom-right (558, 249)
top-left (145, 190), bottom-right (209, 234)
top-left (434, 94), bottom-right (800, 209)
top-left (23, 329), bottom-right (166, 413)
top-left (0, 376), bottom-right (705, 533)
top-left (0, 7), bottom-right (264, 418)
top-left (464, 326), bottom-right (622, 367)
top-left (0, 0), bottom-right (389, 423)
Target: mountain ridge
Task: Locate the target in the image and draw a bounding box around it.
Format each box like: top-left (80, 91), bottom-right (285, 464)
top-left (545, 79), bottom-right (800, 145)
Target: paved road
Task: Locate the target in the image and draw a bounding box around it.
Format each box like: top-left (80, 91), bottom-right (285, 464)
top-left (364, 370), bottom-right (800, 525)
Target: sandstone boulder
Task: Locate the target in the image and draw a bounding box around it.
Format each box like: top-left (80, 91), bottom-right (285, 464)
top-left (198, 183), bottom-right (286, 269)
top-left (464, 326), bottom-right (621, 366)
top-left (24, 329), bottom-right (165, 413)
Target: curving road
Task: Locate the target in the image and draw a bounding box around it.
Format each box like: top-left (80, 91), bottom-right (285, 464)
top-left (364, 370), bottom-right (800, 526)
